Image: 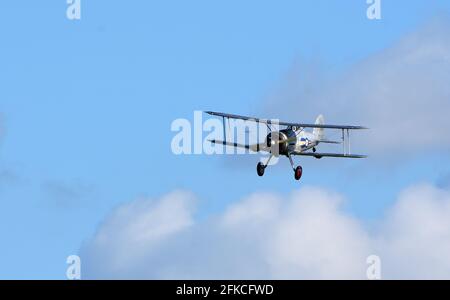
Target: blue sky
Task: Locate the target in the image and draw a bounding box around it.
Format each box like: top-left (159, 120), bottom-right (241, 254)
top-left (1, 1), bottom-right (450, 279)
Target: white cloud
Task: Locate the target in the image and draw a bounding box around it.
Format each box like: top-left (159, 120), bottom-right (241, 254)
top-left (377, 184), bottom-right (450, 279)
top-left (262, 19), bottom-right (450, 157)
top-left (81, 183), bottom-right (450, 279)
top-left (81, 190), bottom-right (196, 277)
top-left (265, 189), bottom-right (370, 279)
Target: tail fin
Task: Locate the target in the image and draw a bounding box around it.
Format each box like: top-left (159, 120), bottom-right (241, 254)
top-left (313, 114), bottom-right (325, 140)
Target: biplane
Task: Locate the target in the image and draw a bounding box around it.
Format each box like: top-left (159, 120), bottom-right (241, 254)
top-left (205, 111), bottom-right (368, 181)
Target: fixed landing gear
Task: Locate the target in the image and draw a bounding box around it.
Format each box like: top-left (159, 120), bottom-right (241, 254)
top-left (294, 166), bottom-right (303, 180)
top-left (256, 155), bottom-right (273, 177)
top-left (257, 162), bottom-right (265, 176)
top-left (257, 154), bottom-right (303, 181)
top-left (289, 154), bottom-right (303, 181)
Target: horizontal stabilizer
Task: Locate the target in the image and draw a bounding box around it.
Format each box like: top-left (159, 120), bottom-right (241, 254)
top-left (317, 139), bottom-right (341, 144)
top-left (291, 151), bottom-right (367, 159)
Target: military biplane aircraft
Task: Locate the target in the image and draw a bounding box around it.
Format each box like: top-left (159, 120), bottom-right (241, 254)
top-left (205, 111), bottom-right (367, 181)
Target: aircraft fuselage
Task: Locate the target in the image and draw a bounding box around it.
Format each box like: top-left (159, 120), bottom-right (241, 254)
top-left (267, 129), bottom-right (318, 156)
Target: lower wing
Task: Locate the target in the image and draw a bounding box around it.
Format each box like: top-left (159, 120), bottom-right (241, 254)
top-left (291, 151), bottom-right (367, 158)
top-left (209, 139), bottom-right (268, 152)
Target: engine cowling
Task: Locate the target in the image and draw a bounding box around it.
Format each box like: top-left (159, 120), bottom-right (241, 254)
top-left (266, 131), bottom-right (290, 156)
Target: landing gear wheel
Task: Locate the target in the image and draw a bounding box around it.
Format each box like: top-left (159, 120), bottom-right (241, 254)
top-left (313, 147), bottom-right (316, 153)
top-left (257, 162), bottom-right (265, 177)
top-left (294, 166), bottom-right (303, 181)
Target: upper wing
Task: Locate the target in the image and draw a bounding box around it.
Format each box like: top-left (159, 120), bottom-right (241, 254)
top-left (209, 139), bottom-right (269, 152)
top-left (291, 151), bottom-right (367, 159)
top-left (205, 111), bottom-right (368, 130)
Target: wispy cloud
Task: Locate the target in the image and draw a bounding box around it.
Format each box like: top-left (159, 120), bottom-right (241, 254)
top-left (0, 113), bottom-right (5, 142)
top-left (0, 169), bottom-right (21, 188)
top-left (0, 115), bottom-right (21, 190)
top-left (42, 180), bottom-right (95, 209)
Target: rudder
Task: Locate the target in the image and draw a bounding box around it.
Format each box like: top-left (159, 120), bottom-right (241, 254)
top-left (313, 114), bottom-right (325, 140)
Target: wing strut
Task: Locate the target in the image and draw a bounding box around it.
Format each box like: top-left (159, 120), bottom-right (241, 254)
top-left (347, 129), bottom-right (351, 155)
top-left (341, 128), bottom-right (353, 155)
top-left (222, 116), bottom-right (226, 142)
